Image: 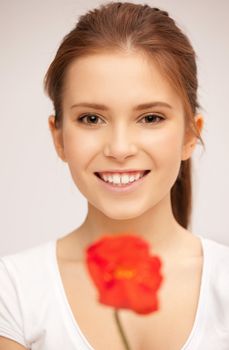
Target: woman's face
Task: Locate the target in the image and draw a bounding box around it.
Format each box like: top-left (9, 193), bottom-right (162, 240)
top-left (49, 52), bottom-right (200, 220)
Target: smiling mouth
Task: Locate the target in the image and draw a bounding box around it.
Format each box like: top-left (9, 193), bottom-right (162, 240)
top-left (94, 170), bottom-right (150, 186)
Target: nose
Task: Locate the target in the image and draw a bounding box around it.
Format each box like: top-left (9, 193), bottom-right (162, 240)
top-left (103, 124), bottom-right (138, 161)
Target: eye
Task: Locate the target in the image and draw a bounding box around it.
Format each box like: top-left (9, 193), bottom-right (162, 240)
top-left (140, 113), bottom-right (165, 124)
top-left (77, 114), bottom-right (105, 125)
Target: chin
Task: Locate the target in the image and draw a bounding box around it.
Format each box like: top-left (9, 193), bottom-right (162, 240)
top-left (99, 204), bottom-right (148, 221)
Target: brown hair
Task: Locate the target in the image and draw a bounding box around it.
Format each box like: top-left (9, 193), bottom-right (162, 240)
top-left (44, 1), bottom-right (204, 229)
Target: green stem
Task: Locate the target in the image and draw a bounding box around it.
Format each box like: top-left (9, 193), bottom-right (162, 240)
top-left (114, 309), bottom-right (132, 350)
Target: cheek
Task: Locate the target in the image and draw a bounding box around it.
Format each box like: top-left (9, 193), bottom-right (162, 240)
top-left (143, 127), bottom-right (184, 192)
top-left (143, 127), bottom-right (184, 162)
top-left (62, 127), bottom-right (101, 166)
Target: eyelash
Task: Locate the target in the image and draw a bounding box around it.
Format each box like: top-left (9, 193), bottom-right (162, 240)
top-left (76, 113), bottom-right (165, 126)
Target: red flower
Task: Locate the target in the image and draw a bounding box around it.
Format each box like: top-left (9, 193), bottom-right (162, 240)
top-left (85, 234), bottom-right (164, 315)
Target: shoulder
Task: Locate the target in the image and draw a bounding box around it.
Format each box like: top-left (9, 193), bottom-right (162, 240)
top-left (1, 240), bottom-right (56, 266)
top-left (202, 236), bottom-right (229, 263)
top-left (202, 237), bottom-right (229, 279)
top-left (0, 241), bottom-right (54, 348)
top-left (0, 240), bottom-right (56, 291)
top-left (202, 237), bottom-right (229, 324)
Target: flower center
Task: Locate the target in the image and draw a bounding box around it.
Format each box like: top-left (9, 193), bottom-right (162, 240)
top-left (114, 267), bottom-right (135, 280)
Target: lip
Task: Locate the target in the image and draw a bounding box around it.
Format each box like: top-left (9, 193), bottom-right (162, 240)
top-left (94, 170), bottom-right (151, 193)
top-left (95, 169), bottom-right (149, 174)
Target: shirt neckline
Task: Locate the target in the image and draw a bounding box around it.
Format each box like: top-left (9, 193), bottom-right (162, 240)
top-left (50, 234), bottom-right (210, 350)
top-left (50, 240), bottom-right (94, 349)
top-left (180, 234), bottom-right (210, 349)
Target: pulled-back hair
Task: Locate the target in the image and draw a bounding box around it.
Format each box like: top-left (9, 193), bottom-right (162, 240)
top-left (44, 1), bottom-right (204, 229)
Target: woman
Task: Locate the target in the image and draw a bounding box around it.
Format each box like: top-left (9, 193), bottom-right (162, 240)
top-left (1, 2), bottom-right (229, 350)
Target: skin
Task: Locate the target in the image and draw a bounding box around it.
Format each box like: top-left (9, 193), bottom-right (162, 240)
top-left (48, 51), bottom-right (204, 259)
top-left (0, 51), bottom-right (204, 350)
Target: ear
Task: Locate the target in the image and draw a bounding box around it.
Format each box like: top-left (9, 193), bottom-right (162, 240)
top-left (48, 115), bottom-right (67, 162)
top-left (182, 114), bottom-right (204, 161)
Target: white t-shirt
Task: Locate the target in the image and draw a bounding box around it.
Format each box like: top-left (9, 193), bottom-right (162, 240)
top-left (0, 235), bottom-right (229, 350)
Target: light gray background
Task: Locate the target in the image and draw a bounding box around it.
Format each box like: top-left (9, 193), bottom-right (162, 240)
top-left (0, 0), bottom-right (228, 256)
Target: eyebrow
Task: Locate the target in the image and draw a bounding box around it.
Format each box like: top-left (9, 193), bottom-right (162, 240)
top-left (70, 101), bottom-right (172, 111)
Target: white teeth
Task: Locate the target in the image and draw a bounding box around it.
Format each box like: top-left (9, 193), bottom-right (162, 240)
top-left (112, 175), bottom-right (121, 184)
top-left (128, 175), bottom-right (135, 183)
top-left (99, 172), bottom-right (144, 185)
top-left (122, 174), bottom-right (134, 184)
top-left (134, 173), bottom-right (141, 181)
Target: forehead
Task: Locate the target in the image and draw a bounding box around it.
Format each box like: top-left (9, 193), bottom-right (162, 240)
top-left (63, 51), bottom-right (183, 113)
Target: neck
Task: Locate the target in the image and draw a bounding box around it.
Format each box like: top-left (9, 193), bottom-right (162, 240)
top-left (79, 193), bottom-right (187, 254)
